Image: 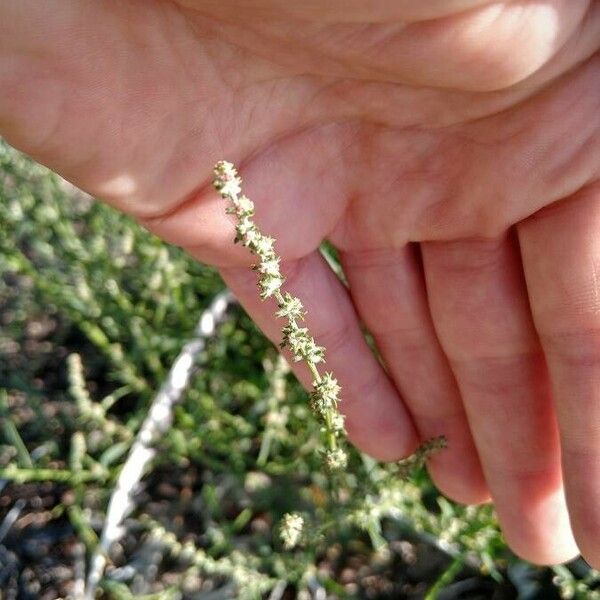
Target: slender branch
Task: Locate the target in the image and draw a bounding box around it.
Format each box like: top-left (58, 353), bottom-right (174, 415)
top-left (213, 162), bottom-right (348, 471)
top-left (139, 515), bottom-right (275, 595)
top-left (84, 291), bottom-right (234, 600)
top-left (0, 466), bottom-right (103, 484)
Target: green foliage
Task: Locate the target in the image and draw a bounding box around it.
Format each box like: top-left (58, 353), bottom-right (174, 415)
top-left (1, 140), bottom-right (599, 598)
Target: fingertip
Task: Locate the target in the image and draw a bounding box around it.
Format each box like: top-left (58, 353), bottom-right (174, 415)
top-left (423, 416), bottom-right (491, 505)
top-left (428, 459), bottom-right (491, 506)
top-left (496, 480), bottom-right (579, 567)
top-left (507, 539), bottom-right (579, 568)
top-left (343, 388), bottom-right (419, 463)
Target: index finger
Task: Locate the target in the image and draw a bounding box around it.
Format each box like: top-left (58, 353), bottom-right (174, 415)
top-left (216, 250), bottom-right (419, 462)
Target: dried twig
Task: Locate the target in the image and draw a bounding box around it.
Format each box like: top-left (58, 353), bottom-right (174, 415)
top-left (84, 291), bottom-right (234, 599)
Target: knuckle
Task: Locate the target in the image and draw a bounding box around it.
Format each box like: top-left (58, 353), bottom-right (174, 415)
top-left (426, 235), bottom-right (508, 275)
top-left (342, 247), bottom-right (403, 271)
top-left (540, 327), bottom-right (600, 369)
top-left (450, 350), bottom-right (545, 397)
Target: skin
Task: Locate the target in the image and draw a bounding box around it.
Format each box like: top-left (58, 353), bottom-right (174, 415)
top-left (1, 0), bottom-right (599, 567)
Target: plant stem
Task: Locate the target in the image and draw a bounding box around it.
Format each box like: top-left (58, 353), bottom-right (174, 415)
top-left (213, 161), bottom-right (347, 471)
top-left (424, 556), bottom-right (464, 600)
top-left (0, 466), bottom-right (103, 484)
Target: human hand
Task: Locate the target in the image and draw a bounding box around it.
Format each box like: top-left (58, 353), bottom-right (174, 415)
top-left (1, 0), bottom-right (599, 568)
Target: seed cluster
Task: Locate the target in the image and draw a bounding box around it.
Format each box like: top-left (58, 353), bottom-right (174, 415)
top-left (213, 160), bottom-right (348, 471)
top-left (279, 512), bottom-right (305, 550)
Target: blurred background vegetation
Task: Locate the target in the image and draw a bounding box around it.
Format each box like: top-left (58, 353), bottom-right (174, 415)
top-left (0, 140), bottom-right (598, 599)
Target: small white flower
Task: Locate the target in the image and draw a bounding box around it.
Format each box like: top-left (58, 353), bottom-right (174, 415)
top-left (235, 217), bottom-right (256, 243)
top-left (331, 412), bottom-right (346, 435)
top-left (213, 161), bottom-right (242, 197)
top-left (242, 228), bottom-right (261, 248)
top-left (213, 160), bottom-right (237, 182)
top-left (282, 324), bottom-right (326, 363)
top-left (310, 375), bottom-right (342, 418)
top-left (275, 293), bottom-right (305, 321)
top-left (258, 274), bottom-right (284, 299)
top-left (236, 195), bottom-right (255, 216)
top-left (219, 178), bottom-right (241, 198)
top-left (282, 324), bottom-right (310, 358)
top-left (252, 235), bottom-right (276, 258)
top-left (280, 513), bottom-right (304, 550)
top-left (237, 216), bottom-right (254, 233)
top-left (323, 448), bottom-right (348, 471)
top-left (256, 257), bottom-right (281, 278)
top-left (304, 338), bottom-right (325, 364)
top-left (312, 373), bottom-right (340, 405)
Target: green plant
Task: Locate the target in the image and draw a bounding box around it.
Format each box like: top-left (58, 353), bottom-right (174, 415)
top-left (2, 142), bottom-right (599, 599)
top-left (212, 160), bottom-right (445, 474)
top-left (213, 160), bottom-right (348, 471)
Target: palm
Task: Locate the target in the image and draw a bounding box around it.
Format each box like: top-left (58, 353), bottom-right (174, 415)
top-left (4, 1), bottom-right (596, 248)
top-left (3, 0), bottom-right (600, 568)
